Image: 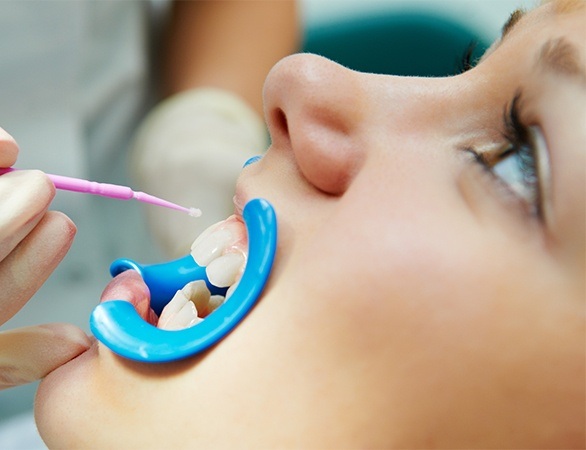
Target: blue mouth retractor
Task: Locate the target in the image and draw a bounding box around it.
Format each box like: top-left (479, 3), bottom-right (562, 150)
top-left (89, 198), bottom-right (277, 363)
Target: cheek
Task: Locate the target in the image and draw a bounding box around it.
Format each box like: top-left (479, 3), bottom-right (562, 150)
top-left (292, 207), bottom-right (584, 444)
top-left (282, 182), bottom-right (460, 355)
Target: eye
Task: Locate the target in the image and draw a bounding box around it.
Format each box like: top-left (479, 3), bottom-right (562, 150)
top-left (469, 93), bottom-right (549, 220)
top-left (491, 127), bottom-right (541, 211)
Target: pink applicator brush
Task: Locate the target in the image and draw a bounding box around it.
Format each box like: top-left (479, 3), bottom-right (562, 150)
top-left (0, 167), bottom-right (202, 217)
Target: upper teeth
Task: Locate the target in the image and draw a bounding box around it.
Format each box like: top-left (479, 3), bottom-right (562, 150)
top-left (157, 216), bottom-right (248, 330)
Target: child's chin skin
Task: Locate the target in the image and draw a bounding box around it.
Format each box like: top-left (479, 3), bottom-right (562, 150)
top-left (34, 343), bottom-right (99, 447)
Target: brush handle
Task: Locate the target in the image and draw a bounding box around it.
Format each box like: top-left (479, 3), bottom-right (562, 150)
top-left (0, 167), bottom-right (134, 199)
top-left (0, 167), bottom-right (199, 215)
top-left (46, 174), bottom-right (134, 200)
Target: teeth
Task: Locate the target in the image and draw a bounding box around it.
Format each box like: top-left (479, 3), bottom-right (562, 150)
top-left (190, 227), bottom-right (235, 266)
top-left (182, 280), bottom-right (223, 318)
top-left (208, 295), bottom-right (225, 314)
top-left (190, 217), bottom-right (245, 266)
top-left (157, 216), bottom-right (248, 330)
top-left (190, 215), bottom-right (248, 290)
top-left (225, 280), bottom-right (239, 300)
top-left (157, 289), bottom-right (202, 330)
top-left (206, 252), bottom-right (245, 288)
top-left (157, 280), bottom-right (229, 330)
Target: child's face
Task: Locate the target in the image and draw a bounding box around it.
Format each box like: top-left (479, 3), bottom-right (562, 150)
top-left (36, 1), bottom-right (585, 448)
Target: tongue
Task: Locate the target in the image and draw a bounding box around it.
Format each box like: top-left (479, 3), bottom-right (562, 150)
top-left (99, 270), bottom-right (158, 325)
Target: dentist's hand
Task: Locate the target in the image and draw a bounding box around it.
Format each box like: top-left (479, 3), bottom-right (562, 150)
top-left (0, 128), bottom-right (90, 389)
top-left (131, 88), bottom-right (268, 258)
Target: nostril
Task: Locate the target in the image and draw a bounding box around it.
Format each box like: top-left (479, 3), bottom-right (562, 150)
top-left (274, 108), bottom-right (289, 137)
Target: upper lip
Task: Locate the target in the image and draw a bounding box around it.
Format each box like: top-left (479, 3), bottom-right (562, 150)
top-left (232, 184), bottom-right (248, 218)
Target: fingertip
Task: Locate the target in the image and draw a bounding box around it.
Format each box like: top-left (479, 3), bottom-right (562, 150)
top-left (0, 211), bottom-right (77, 325)
top-left (0, 127), bottom-right (19, 167)
top-left (26, 170), bottom-right (57, 207)
top-left (46, 210), bottom-right (77, 239)
top-left (0, 169), bottom-right (57, 216)
top-left (0, 324), bottom-right (91, 388)
top-left (40, 211), bottom-right (77, 261)
top-left (41, 323), bottom-right (93, 350)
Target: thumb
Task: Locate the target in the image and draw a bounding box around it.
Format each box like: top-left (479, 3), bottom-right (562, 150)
top-left (0, 323), bottom-right (91, 389)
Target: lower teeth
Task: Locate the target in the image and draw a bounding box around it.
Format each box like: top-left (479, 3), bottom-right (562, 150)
top-left (158, 216), bottom-right (248, 330)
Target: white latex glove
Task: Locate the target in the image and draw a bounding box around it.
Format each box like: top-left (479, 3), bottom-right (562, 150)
top-left (0, 128), bottom-right (91, 389)
top-left (131, 88), bottom-right (269, 258)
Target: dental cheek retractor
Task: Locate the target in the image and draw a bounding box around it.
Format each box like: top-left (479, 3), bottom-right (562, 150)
top-left (89, 198), bottom-right (277, 363)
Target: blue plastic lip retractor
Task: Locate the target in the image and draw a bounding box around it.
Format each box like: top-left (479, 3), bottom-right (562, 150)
top-left (89, 198), bottom-right (277, 363)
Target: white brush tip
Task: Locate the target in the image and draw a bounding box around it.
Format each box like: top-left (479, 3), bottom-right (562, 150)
top-left (188, 207), bottom-right (202, 218)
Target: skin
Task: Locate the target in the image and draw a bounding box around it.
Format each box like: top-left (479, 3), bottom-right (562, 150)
top-left (0, 129), bottom-right (89, 389)
top-left (35, 1), bottom-right (585, 448)
top-left (163, 0), bottom-right (299, 116)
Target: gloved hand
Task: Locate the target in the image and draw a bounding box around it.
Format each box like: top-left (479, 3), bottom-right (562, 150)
top-left (130, 87), bottom-right (268, 258)
top-left (0, 128), bottom-right (90, 389)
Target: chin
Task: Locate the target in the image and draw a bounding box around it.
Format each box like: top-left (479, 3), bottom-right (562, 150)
top-left (35, 343), bottom-right (99, 449)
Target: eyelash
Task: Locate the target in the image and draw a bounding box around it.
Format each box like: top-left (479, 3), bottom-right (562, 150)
top-left (467, 91), bottom-right (543, 219)
top-left (458, 41), bottom-right (479, 74)
top-left (502, 93), bottom-right (540, 198)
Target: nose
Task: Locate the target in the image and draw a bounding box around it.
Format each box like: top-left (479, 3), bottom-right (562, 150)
top-left (263, 54), bottom-right (368, 195)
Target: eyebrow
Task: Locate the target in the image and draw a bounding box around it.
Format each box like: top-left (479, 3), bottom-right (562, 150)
top-left (501, 9), bottom-right (526, 39)
top-left (536, 37), bottom-right (586, 84)
top-left (498, 8), bottom-right (586, 85)
top-left (478, 9), bottom-right (527, 62)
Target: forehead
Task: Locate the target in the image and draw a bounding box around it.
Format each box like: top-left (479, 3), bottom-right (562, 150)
top-left (518, 2), bottom-right (586, 82)
top-left (481, 0), bottom-right (586, 77)
top-left (521, 0), bottom-right (585, 35)
top-left (547, 0), bottom-right (586, 14)
top-left (492, 1), bottom-right (585, 43)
